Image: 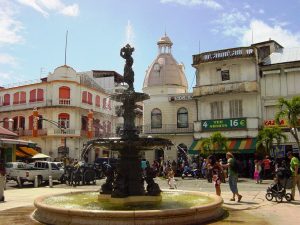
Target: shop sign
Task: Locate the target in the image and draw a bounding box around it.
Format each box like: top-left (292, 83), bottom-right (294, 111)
top-left (202, 118), bottom-right (247, 131)
top-left (168, 95), bottom-right (193, 102)
top-left (264, 119), bottom-right (287, 127)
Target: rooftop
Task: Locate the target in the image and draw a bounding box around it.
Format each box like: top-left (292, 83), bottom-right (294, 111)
top-left (262, 48), bottom-right (300, 65)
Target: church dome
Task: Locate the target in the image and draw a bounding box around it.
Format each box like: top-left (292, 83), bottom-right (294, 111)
top-left (143, 35), bottom-right (188, 90)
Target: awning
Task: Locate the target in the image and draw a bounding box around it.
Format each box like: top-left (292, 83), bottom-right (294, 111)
top-left (19, 146), bottom-right (39, 156)
top-left (188, 138), bottom-right (257, 155)
top-left (0, 138), bottom-right (36, 147)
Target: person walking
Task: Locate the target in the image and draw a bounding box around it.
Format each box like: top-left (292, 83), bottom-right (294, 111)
top-left (254, 160), bottom-right (262, 184)
top-left (287, 151), bottom-right (300, 200)
top-left (223, 152), bottom-right (242, 202)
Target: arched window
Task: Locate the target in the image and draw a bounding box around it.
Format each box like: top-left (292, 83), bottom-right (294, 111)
top-left (30, 89), bottom-right (44, 102)
top-left (59, 86), bottom-right (70, 105)
top-left (13, 91), bottom-right (26, 104)
top-left (12, 116), bottom-right (25, 130)
top-left (3, 94), bottom-right (10, 106)
top-left (82, 91), bottom-right (87, 103)
top-left (88, 92), bottom-right (93, 105)
top-left (58, 113), bottom-right (70, 128)
top-left (81, 116), bottom-right (88, 131)
top-left (177, 107), bottom-right (188, 128)
top-left (151, 108), bottom-right (162, 128)
top-left (95, 95), bottom-right (100, 107)
top-left (94, 119), bottom-right (100, 137)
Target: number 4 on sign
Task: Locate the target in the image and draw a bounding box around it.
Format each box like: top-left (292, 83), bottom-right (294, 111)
top-left (203, 121), bottom-right (208, 128)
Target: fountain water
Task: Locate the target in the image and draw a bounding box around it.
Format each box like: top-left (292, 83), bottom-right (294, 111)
top-left (32, 44), bottom-right (223, 225)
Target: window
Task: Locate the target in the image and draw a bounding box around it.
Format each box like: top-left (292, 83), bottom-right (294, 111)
top-left (88, 92), bottom-right (92, 105)
top-left (177, 107), bottom-right (188, 128)
top-left (30, 89), bottom-right (44, 102)
top-left (81, 116), bottom-right (88, 130)
top-left (12, 116), bottom-right (25, 130)
top-left (59, 86), bottom-right (70, 99)
top-left (13, 91), bottom-right (26, 104)
top-left (151, 108), bottom-right (162, 128)
top-left (58, 113), bottom-right (70, 128)
top-left (82, 91), bottom-right (87, 103)
top-left (210, 101), bottom-right (223, 119)
top-left (229, 100), bottom-right (243, 118)
top-left (3, 94), bottom-right (10, 106)
top-left (96, 95), bottom-right (100, 107)
top-left (221, 70), bottom-right (230, 81)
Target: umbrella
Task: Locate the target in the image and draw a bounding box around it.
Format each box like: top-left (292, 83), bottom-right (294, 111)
top-left (32, 153), bottom-right (50, 159)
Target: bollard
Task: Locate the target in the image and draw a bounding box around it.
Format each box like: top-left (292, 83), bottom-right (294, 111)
top-left (34, 175), bottom-right (38, 188)
top-left (49, 175), bottom-right (53, 188)
top-left (17, 176), bottom-right (22, 188)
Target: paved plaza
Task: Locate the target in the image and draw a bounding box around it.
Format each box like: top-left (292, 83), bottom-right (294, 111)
top-left (0, 177), bottom-right (299, 225)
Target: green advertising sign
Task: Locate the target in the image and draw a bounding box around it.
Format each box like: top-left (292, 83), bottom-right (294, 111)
top-left (201, 118), bottom-right (247, 131)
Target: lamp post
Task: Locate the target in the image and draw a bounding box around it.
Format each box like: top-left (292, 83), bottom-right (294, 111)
top-left (35, 117), bottom-right (68, 158)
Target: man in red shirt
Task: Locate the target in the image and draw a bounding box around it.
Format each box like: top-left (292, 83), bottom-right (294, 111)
top-left (262, 155), bottom-right (271, 180)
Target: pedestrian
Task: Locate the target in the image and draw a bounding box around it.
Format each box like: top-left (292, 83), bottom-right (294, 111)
top-left (287, 151), bottom-right (300, 200)
top-left (167, 168), bottom-right (176, 189)
top-left (207, 155), bottom-right (222, 196)
top-left (223, 152), bottom-right (242, 202)
top-left (262, 155), bottom-right (271, 180)
top-left (254, 160), bottom-right (262, 184)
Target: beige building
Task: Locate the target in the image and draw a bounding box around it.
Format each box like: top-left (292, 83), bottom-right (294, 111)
top-left (142, 35), bottom-right (196, 162)
top-left (0, 65), bottom-right (121, 161)
top-left (260, 43), bottom-right (300, 155)
top-left (191, 43), bottom-right (264, 155)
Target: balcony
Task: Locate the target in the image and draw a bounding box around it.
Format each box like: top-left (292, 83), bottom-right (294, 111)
top-left (59, 98), bottom-right (70, 105)
top-left (16, 129), bottom-right (47, 136)
top-left (80, 130), bottom-right (116, 138)
top-left (193, 81), bottom-right (259, 97)
top-left (142, 124), bottom-right (194, 134)
top-left (192, 47), bottom-right (255, 65)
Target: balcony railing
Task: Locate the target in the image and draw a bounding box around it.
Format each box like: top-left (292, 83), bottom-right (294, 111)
top-left (54, 129), bottom-right (76, 135)
top-left (80, 130), bottom-right (116, 138)
top-left (16, 129), bottom-right (47, 136)
top-left (59, 98), bottom-right (70, 105)
top-left (193, 81), bottom-right (259, 97)
top-left (192, 47), bottom-right (255, 65)
top-left (142, 124), bottom-right (194, 134)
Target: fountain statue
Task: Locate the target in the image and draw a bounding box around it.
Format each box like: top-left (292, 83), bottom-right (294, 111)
top-left (32, 44), bottom-right (224, 225)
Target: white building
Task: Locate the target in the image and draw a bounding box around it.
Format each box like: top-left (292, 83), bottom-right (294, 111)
top-left (0, 65), bottom-right (122, 161)
top-left (142, 35), bottom-right (196, 162)
top-left (260, 42), bottom-right (300, 155)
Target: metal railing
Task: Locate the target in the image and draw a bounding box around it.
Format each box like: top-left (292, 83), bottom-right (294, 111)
top-left (54, 129), bottom-right (75, 134)
top-left (142, 123), bottom-right (194, 134)
top-left (193, 47), bottom-right (255, 64)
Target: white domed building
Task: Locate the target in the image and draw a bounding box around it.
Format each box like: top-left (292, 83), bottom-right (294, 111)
top-left (142, 34), bottom-right (196, 162)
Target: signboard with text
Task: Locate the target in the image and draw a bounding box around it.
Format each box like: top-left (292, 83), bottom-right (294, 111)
top-left (202, 118), bottom-right (247, 131)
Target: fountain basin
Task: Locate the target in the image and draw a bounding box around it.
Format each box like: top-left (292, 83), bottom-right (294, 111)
top-left (32, 190), bottom-right (223, 225)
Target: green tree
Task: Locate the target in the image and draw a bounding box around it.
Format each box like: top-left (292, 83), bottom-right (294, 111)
top-left (200, 132), bottom-right (228, 154)
top-left (256, 127), bottom-right (287, 157)
top-left (275, 96), bottom-right (300, 156)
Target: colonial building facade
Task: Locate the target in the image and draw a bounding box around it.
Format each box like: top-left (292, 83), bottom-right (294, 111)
top-left (142, 35), bottom-right (196, 162)
top-left (0, 65), bottom-right (121, 161)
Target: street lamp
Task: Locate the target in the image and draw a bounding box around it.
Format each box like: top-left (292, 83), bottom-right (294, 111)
top-left (35, 117), bottom-right (68, 158)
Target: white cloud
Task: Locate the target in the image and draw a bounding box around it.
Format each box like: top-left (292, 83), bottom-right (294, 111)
top-left (0, 0), bottom-right (24, 45)
top-left (258, 9), bottom-right (264, 14)
top-left (0, 54), bottom-right (18, 66)
top-left (0, 72), bottom-right (11, 80)
top-left (17, 0), bottom-right (79, 17)
top-left (242, 20), bottom-right (300, 47)
top-left (160, 0), bottom-right (222, 10)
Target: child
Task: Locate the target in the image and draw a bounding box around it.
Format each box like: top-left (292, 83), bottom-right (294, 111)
top-left (254, 160), bottom-right (262, 184)
top-left (167, 168), bottom-right (177, 189)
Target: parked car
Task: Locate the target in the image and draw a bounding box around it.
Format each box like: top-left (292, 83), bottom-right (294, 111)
top-left (52, 162), bottom-right (64, 170)
top-left (5, 162), bottom-right (28, 180)
top-left (9, 161), bottom-right (64, 187)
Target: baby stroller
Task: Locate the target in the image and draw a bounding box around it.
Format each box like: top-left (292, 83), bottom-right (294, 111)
top-left (265, 167), bottom-right (292, 202)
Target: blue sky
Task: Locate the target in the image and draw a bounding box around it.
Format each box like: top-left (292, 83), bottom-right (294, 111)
top-left (1, 0), bottom-right (300, 91)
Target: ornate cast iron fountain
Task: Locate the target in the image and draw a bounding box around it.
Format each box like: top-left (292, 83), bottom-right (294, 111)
top-left (88, 44), bottom-right (172, 198)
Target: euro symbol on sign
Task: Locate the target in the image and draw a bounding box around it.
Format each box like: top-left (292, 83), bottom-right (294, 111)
top-left (240, 120), bottom-right (245, 126)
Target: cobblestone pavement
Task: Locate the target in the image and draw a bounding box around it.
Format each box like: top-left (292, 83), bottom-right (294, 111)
top-left (1, 177), bottom-right (299, 225)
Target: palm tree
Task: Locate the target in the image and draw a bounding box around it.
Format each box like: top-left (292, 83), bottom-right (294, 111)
top-left (200, 132), bottom-right (228, 154)
top-left (275, 96), bottom-right (300, 156)
top-left (256, 127), bottom-right (287, 157)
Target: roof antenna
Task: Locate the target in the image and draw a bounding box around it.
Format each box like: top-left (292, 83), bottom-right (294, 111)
top-left (164, 26), bottom-right (167, 36)
top-left (251, 29), bottom-right (254, 44)
top-left (198, 40), bottom-right (201, 53)
top-left (64, 30), bottom-right (68, 65)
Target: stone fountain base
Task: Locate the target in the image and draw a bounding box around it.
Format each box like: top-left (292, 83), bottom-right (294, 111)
top-left (32, 190), bottom-right (224, 225)
top-left (98, 194), bottom-right (162, 205)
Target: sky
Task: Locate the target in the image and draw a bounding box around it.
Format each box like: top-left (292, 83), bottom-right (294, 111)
top-left (1, 0), bottom-right (300, 92)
